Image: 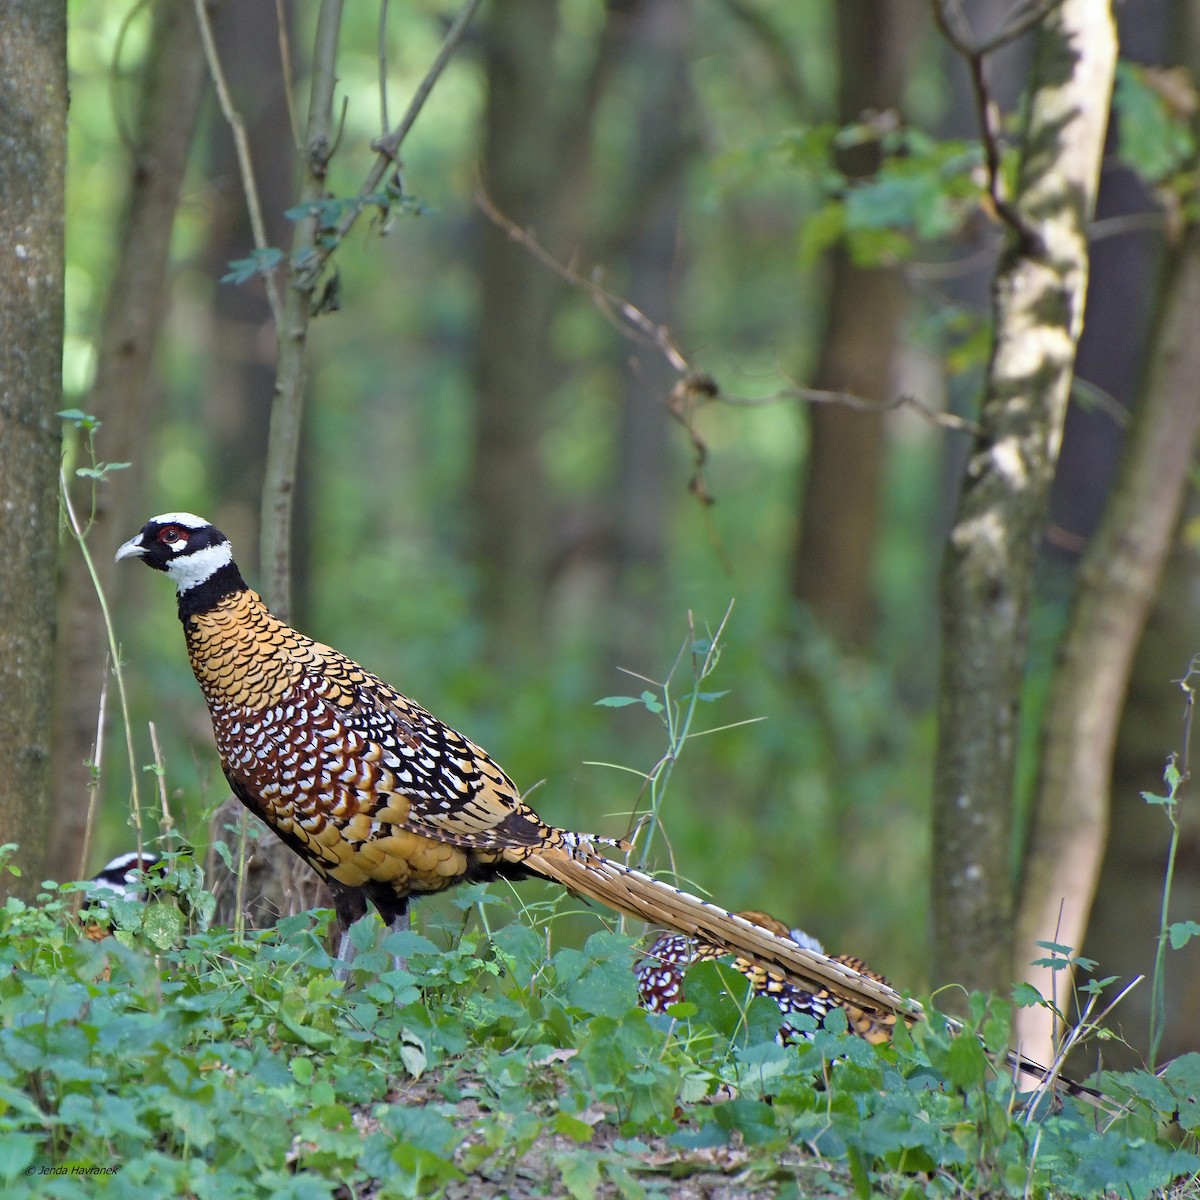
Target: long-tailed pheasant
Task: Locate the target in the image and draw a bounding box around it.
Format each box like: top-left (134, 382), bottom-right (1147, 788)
top-left (114, 512), bottom-right (917, 1020)
top-left (82, 850), bottom-right (164, 941)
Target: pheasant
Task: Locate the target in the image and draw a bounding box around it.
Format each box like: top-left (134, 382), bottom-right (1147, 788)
top-left (635, 910), bottom-right (895, 1044)
top-left (89, 851), bottom-right (165, 903)
top-left (82, 850), bottom-right (164, 941)
top-left (115, 513), bottom-right (917, 1018)
top-left (113, 514), bottom-right (1116, 1106)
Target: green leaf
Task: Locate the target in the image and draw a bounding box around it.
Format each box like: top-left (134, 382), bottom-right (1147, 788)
top-left (558, 1152), bottom-right (602, 1200)
top-left (595, 695), bottom-right (640, 708)
top-left (222, 247), bottom-right (284, 284)
top-left (141, 901), bottom-right (185, 950)
top-left (1034, 939), bottom-right (1076, 956)
top-left (1011, 981), bottom-right (1043, 1008)
top-left (639, 690), bottom-right (664, 714)
top-left (380, 930), bottom-right (440, 959)
top-left (713, 1097), bottom-right (779, 1145)
top-left (942, 1033), bottom-right (987, 1089)
top-left (552, 1111), bottom-right (595, 1143)
top-left (1170, 920), bottom-right (1200, 950)
top-left (57, 407), bottom-right (99, 430)
top-left (0, 1134), bottom-right (38, 1182)
top-left (1141, 790), bottom-right (1172, 807)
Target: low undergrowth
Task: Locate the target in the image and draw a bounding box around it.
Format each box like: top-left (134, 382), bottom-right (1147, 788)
top-left (1, 861), bottom-right (1199, 1200)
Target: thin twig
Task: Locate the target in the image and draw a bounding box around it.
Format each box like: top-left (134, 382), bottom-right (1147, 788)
top-left (234, 807), bottom-right (250, 943)
top-left (192, 0), bottom-right (284, 326)
top-left (109, 0), bottom-right (153, 156)
top-left (975, 0), bottom-right (1066, 57)
top-left (378, 0), bottom-right (391, 136)
top-left (74, 656), bottom-right (110, 913)
top-left (1148, 662), bottom-right (1197, 1069)
top-left (274, 0), bottom-right (301, 149)
top-left (324, 0), bottom-right (484, 257)
top-left (931, 0), bottom-right (1046, 252)
top-left (476, 180), bottom-right (690, 372)
top-left (371, 0), bottom-right (483, 169)
top-left (724, 384), bottom-right (984, 435)
top-left (148, 721), bottom-right (175, 845)
top-left (60, 473), bottom-right (144, 871)
top-left (477, 182), bottom-right (979, 439)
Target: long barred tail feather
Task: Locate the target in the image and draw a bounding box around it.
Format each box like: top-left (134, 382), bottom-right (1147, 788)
top-left (525, 845), bottom-right (1110, 1109)
top-left (522, 844), bottom-right (921, 1021)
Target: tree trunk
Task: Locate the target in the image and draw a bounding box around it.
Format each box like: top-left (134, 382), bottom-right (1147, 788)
top-left (1015, 227), bottom-right (1200, 1059)
top-left (49, 0), bottom-right (208, 881)
top-left (471, 0), bottom-right (566, 659)
top-left (931, 0), bottom-right (1116, 997)
top-left (199, 0), bottom-right (300, 591)
top-left (789, 0), bottom-right (921, 648)
top-left (471, 1), bottom-right (631, 662)
top-left (0, 1), bottom-right (68, 897)
top-left (605, 1), bottom-right (691, 670)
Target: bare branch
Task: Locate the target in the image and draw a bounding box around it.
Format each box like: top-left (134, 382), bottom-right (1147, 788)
top-left (723, 384), bottom-right (983, 435)
top-left (378, 0), bottom-right (391, 135)
top-left (477, 181), bottom-right (978, 437)
top-left (931, 0), bottom-right (1053, 252)
top-left (274, 0), bottom-right (301, 149)
top-left (976, 0), bottom-right (1067, 56)
top-left (476, 180), bottom-right (690, 370)
top-left (322, 0), bottom-right (484, 256)
top-left (192, 0), bottom-right (284, 327)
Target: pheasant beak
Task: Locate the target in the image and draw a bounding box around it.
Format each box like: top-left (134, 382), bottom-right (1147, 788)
top-left (114, 534), bottom-right (146, 563)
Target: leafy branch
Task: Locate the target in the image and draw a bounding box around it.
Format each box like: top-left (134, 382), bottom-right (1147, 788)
top-left (589, 604), bottom-right (762, 880)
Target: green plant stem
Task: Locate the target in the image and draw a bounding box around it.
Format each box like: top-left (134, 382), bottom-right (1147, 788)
top-left (234, 807), bottom-right (250, 944)
top-left (60, 472), bottom-right (144, 865)
top-left (1148, 675), bottom-right (1194, 1069)
top-left (633, 603), bottom-right (735, 874)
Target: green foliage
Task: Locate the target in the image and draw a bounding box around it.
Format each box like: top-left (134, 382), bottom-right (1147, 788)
top-left (4, 845), bottom-right (1200, 1198)
top-left (1113, 62), bottom-right (1197, 186)
top-left (780, 123), bottom-right (985, 267)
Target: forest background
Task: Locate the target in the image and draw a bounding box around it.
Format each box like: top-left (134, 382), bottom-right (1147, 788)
top-left (2, 0), bottom-right (1198, 1077)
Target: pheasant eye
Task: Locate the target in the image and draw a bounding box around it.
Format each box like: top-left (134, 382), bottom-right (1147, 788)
top-left (158, 525), bottom-right (187, 547)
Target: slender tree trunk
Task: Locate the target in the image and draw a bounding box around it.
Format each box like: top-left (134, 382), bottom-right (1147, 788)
top-left (932, 0), bottom-right (1116, 996)
top-left (200, 0), bottom-right (299, 590)
top-left (1014, 227), bottom-right (1200, 1059)
top-left (471, 2), bottom-right (632, 661)
top-left (790, 0), bottom-right (921, 648)
top-left (471, 0), bottom-right (565, 658)
top-left (49, 0), bottom-right (208, 880)
top-left (0, 1), bottom-right (68, 897)
top-left (605, 0), bottom-right (691, 669)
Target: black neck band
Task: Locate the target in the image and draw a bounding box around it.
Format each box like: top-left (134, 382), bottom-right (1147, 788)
top-left (176, 562), bottom-right (249, 619)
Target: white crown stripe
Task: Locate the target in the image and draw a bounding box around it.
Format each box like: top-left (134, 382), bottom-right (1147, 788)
top-left (148, 512), bottom-right (211, 529)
